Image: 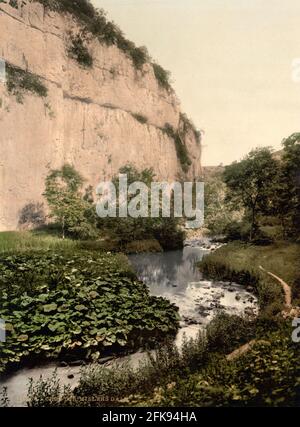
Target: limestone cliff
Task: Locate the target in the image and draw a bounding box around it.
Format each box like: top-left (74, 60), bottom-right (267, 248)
top-left (0, 0), bottom-right (202, 231)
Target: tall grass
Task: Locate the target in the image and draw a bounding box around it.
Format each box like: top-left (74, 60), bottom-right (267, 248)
top-left (0, 231), bottom-right (77, 254)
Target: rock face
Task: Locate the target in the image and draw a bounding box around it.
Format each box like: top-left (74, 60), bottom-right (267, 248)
top-left (0, 0), bottom-right (202, 231)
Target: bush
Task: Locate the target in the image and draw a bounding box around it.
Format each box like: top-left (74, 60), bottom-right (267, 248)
top-left (34, 1), bottom-right (152, 73)
top-left (123, 239), bottom-right (163, 254)
top-left (162, 124), bottom-right (192, 173)
top-left (68, 34), bottom-right (93, 67)
top-left (224, 220), bottom-right (251, 241)
top-left (6, 64), bottom-right (48, 103)
top-left (26, 333), bottom-right (208, 406)
top-left (206, 313), bottom-right (255, 354)
top-left (99, 165), bottom-right (185, 250)
top-left (152, 63), bottom-right (171, 90)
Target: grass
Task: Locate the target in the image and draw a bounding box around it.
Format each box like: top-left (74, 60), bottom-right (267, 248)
top-left (0, 231), bottom-right (77, 254)
top-left (123, 239), bottom-right (163, 254)
top-left (199, 241), bottom-right (300, 310)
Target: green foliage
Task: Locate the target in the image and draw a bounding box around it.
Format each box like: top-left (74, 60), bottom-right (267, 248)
top-left (267, 133), bottom-right (300, 237)
top-left (0, 250), bottom-right (179, 373)
top-left (0, 231), bottom-right (77, 254)
top-left (27, 327), bottom-right (300, 407)
top-left (154, 330), bottom-right (300, 407)
top-left (9, 0), bottom-right (18, 8)
top-left (26, 333), bottom-right (207, 406)
top-left (34, 1), bottom-right (152, 73)
top-left (6, 64), bottom-right (48, 103)
top-left (199, 241), bottom-right (300, 310)
top-left (204, 174), bottom-right (242, 235)
top-left (123, 239), bottom-right (163, 254)
top-left (43, 164), bottom-right (98, 239)
top-left (180, 113), bottom-right (201, 145)
top-left (100, 164), bottom-right (185, 250)
top-left (206, 313), bottom-right (255, 354)
top-left (152, 63), bottom-right (172, 90)
top-left (223, 219), bottom-right (251, 241)
top-left (68, 33), bottom-right (93, 67)
top-left (223, 147), bottom-right (278, 240)
top-left (163, 124), bottom-right (192, 173)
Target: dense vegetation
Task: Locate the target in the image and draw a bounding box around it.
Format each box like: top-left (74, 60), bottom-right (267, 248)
top-left (22, 235), bottom-right (300, 407)
top-left (25, 321), bottom-right (300, 407)
top-left (0, 249), bottom-right (179, 374)
top-left (204, 133), bottom-right (300, 241)
top-left (42, 163), bottom-right (185, 251)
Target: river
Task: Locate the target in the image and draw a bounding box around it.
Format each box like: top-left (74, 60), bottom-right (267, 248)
top-left (129, 244), bottom-right (257, 345)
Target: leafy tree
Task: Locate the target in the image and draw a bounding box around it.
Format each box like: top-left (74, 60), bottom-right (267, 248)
top-left (262, 134), bottom-right (300, 238)
top-left (281, 133), bottom-right (300, 234)
top-left (99, 164), bottom-right (185, 249)
top-left (43, 164), bottom-right (97, 239)
top-left (223, 148), bottom-right (278, 240)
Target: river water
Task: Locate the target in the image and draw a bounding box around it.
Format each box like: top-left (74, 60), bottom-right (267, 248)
top-left (129, 245), bottom-right (257, 345)
top-left (0, 243), bottom-right (258, 406)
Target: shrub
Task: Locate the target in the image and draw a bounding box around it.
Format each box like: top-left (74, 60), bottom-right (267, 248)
top-left (9, 0), bottom-right (18, 8)
top-left (123, 239), bottom-right (163, 254)
top-left (224, 220), bottom-right (251, 241)
top-left (68, 34), bottom-right (93, 67)
top-left (27, 334), bottom-right (208, 406)
top-left (162, 124), bottom-right (192, 173)
top-left (34, 1), bottom-right (151, 73)
top-left (206, 313), bottom-right (255, 354)
top-left (6, 64), bottom-right (48, 103)
top-left (152, 63), bottom-right (171, 90)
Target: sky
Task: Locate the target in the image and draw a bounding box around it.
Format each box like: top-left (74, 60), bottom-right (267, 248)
top-left (93, 0), bottom-right (300, 166)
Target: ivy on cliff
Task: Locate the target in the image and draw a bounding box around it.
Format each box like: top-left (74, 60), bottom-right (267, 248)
top-left (162, 123), bottom-right (192, 173)
top-left (6, 64), bottom-right (48, 103)
top-left (33, 0), bottom-right (172, 88)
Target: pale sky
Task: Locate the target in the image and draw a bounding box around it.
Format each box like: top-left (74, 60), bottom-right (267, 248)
top-left (93, 0), bottom-right (300, 165)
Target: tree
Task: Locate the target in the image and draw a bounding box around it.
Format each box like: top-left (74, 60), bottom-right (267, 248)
top-left (43, 164), bottom-right (97, 239)
top-left (204, 172), bottom-right (243, 235)
top-left (266, 134), bottom-right (300, 237)
top-left (223, 148), bottom-right (278, 240)
top-left (99, 164), bottom-right (185, 249)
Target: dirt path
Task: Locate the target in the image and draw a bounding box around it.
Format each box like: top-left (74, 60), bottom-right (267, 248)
top-left (259, 265), bottom-right (292, 308)
top-left (227, 266), bottom-right (299, 361)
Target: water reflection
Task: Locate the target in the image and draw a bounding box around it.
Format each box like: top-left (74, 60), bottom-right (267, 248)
top-left (129, 247), bottom-right (207, 296)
